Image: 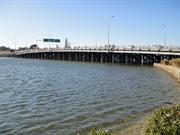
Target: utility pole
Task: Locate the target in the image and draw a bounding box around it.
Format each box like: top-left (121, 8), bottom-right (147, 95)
top-left (107, 16), bottom-right (115, 50)
top-left (49, 32), bottom-right (50, 51)
top-left (162, 24), bottom-right (167, 48)
top-left (14, 36), bottom-right (16, 50)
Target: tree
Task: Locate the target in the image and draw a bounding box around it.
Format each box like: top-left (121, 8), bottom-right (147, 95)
top-left (0, 46), bottom-right (11, 51)
top-left (29, 44), bottom-right (38, 49)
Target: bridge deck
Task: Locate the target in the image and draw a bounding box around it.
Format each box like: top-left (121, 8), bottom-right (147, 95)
top-left (15, 49), bottom-right (180, 56)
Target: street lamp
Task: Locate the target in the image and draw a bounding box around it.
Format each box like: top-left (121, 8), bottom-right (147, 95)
top-left (49, 32), bottom-right (51, 51)
top-left (162, 24), bottom-right (167, 47)
top-left (14, 36), bottom-right (16, 50)
top-left (107, 16), bottom-right (115, 48)
top-left (48, 29), bottom-right (54, 51)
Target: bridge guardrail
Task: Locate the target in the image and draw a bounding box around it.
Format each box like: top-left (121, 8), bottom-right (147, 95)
top-left (14, 48), bottom-right (180, 56)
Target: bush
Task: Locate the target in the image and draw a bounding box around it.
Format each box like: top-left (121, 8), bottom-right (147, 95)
top-left (171, 58), bottom-right (180, 68)
top-left (145, 105), bottom-right (180, 135)
top-left (163, 59), bottom-right (170, 65)
top-left (91, 128), bottom-right (110, 135)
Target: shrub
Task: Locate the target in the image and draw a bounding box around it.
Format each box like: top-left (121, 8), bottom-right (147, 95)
top-left (163, 59), bottom-right (170, 65)
top-left (145, 105), bottom-right (180, 135)
top-left (91, 128), bottom-right (110, 135)
top-left (171, 58), bottom-right (180, 68)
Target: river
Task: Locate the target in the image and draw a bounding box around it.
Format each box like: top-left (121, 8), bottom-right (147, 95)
top-left (0, 57), bottom-right (179, 135)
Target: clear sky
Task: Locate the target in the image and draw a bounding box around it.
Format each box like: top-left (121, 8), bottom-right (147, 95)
top-left (0, 0), bottom-right (180, 49)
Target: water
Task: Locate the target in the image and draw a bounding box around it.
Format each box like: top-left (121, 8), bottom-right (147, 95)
top-left (0, 57), bottom-right (180, 135)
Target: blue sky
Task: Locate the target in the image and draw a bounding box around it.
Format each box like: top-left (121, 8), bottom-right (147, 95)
top-left (0, 0), bottom-right (180, 49)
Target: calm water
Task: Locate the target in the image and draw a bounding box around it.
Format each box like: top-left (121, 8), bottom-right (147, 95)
top-left (0, 57), bottom-right (180, 135)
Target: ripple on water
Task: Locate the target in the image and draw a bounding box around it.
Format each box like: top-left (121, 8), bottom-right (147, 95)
top-left (0, 58), bottom-right (180, 135)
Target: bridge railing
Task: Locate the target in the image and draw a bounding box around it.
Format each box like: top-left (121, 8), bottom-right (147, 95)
top-left (14, 47), bottom-right (180, 55)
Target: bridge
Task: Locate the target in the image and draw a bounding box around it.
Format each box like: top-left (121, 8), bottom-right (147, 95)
top-left (14, 48), bottom-right (180, 65)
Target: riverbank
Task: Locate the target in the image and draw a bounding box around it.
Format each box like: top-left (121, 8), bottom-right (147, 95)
top-left (111, 105), bottom-right (180, 135)
top-left (111, 115), bottom-right (149, 135)
top-left (154, 63), bottom-right (180, 81)
top-left (0, 51), bottom-right (13, 57)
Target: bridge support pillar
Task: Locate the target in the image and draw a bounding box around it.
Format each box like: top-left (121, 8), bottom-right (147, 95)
top-left (161, 55), bottom-right (163, 62)
top-left (69, 53), bottom-right (71, 61)
top-left (101, 54), bottom-right (103, 63)
top-left (125, 54), bottom-right (128, 64)
top-left (58, 53), bottom-right (61, 60)
top-left (95, 53), bottom-right (98, 62)
top-left (112, 53), bottom-right (114, 63)
top-left (105, 54), bottom-right (108, 62)
top-left (62, 53), bottom-right (64, 60)
top-left (91, 53), bottom-right (93, 62)
top-left (40, 53), bottom-right (43, 59)
top-left (83, 53), bottom-right (85, 61)
top-left (141, 55), bottom-right (144, 65)
top-left (75, 53), bottom-right (77, 61)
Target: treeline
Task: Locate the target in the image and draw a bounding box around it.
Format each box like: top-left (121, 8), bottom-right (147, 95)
top-left (0, 46), bottom-right (14, 52)
top-left (0, 44), bottom-right (39, 52)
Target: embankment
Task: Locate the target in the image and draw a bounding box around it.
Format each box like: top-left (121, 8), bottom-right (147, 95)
top-left (0, 51), bottom-right (13, 57)
top-left (111, 115), bottom-right (150, 135)
top-left (154, 63), bottom-right (180, 81)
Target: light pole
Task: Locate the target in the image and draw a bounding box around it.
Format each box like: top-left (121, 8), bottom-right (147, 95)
top-left (107, 16), bottom-right (115, 48)
top-left (48, 29), bottom-right (54, 51)
top-left (14, 36), bottom-right (16, 51)
top-left (49, 32), bottom-right (50, 51)
top-left (162, 24), bottom-right (166, 47)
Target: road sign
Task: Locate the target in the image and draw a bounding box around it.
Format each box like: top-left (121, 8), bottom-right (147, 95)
top-left (54, 39), bottom-right (60, 42)
top-left (43, 38), bottom-right (60, 43)
top-left (43, 38), bottom-right (49, 42)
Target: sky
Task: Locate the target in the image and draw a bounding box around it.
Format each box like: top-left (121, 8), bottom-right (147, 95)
top-left (0, 0), bottom-right (180, 49)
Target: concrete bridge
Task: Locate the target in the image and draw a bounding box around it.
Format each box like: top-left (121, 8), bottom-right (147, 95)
top-left (14, 48), bottom-right (180, 65)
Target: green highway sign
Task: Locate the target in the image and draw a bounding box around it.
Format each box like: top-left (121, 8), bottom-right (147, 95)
top-left (49, 39), bottom-right (54, 42)
top-left (43, 38), bottom-right (60, 43)
top-left (43, 38), bottom-right (49, 42)
top-left (54, 39), bottom-right (60, 42)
